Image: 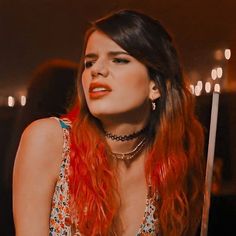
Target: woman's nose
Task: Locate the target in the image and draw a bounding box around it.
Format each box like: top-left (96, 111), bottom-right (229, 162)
top-left (91, 60), bottom-right (109, 78)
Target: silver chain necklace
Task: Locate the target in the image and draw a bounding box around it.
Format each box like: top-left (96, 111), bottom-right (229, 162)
top-left (110, 138), bottom-right (147, 161)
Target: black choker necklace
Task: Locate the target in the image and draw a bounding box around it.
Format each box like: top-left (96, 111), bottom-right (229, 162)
top-left (104, 127), bottom-right (147, 142)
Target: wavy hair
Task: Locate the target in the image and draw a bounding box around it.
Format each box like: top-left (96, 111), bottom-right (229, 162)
top-left (69, 9), bottom-right (204, 236)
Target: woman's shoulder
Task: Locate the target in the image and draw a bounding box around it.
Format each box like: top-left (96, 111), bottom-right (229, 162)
top-left (15, 117), bottom-right (65, 180)
top-left (23, 117), bottom-right (64, 138)
top-left (13, 118), bottom-right (67, 234)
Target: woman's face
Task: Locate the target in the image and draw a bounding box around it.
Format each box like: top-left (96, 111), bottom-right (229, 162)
top-left (81, 30), bottom-right (159, 121)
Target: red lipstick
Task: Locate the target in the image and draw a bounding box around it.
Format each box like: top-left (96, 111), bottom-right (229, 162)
top-left (89, 82), bottom-right (112, 99)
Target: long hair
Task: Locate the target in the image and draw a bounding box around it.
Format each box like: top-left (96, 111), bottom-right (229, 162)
top-left (69, 10), bottom-right (204, 236)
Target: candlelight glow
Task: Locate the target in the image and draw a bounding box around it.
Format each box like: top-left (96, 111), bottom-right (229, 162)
top-left (224, 49), bottom-right (231, 60)
top-left (8, 96), bottom-right (15, 107)
top-left (205, 82), bottom-right (211, 93)
top-left (190, 84), bottom-right (194, 94)
top-left (211, 69), bottom-right (217, 80)
top-left (20, 95), bottom-right (27, 106)
top-left (214, 84), bottom-right (221, 93)
top-left (216, 67), bottom-right (223, 78)
top-left (197, 81), bottom-right (203, 91)
top-left (194, 85), bottom-right (201, 96)
top-left (214, 49), bottom-right (224, 60)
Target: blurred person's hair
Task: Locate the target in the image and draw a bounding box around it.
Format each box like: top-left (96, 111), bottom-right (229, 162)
top-left (25, 59), bottom-right (78, 121)
top-left (5, 58), bottom-right (78, 184)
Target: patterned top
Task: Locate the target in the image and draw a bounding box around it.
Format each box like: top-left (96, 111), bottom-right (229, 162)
top-left (49, 118), bottom-right (160, 236)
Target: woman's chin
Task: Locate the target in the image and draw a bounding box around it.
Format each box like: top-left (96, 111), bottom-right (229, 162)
top-left (87, 107), bottom-right (109, 117)
top-left (90, 110), bottom-right (114, 120)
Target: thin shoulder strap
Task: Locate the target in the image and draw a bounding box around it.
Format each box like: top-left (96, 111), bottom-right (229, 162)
top-left (58, 118), bottom-right (72, 130)
top-left (51, 117), bottom-right (72, 130)
top-left (51, 117), bottom-right (71, 163)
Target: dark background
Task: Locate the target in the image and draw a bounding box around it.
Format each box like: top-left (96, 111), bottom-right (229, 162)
top-left (0, 0), bottom-right (236, 235)
top-left (0, 0), bottom-right (236, 95)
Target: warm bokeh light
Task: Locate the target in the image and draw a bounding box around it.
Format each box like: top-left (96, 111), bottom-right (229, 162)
top-left (214, 83), bottom-right (221, 93)
top-left (216, 67), bottom-right (223, 78)
top-left (20, 95), bottom-right (27, 106)
top-left (211, 69), bottom-right (217, 80)
top-left (214, 49), bottom-right (224, 60)
top-left (8, 96), bottom-right (15, 107)
top-left (194, 85), bottom-right (201, 96)
top-left (190, 84), bottom-right (194, 94)
top-left (205, 82), bottom-right (211, 93)
top-left (197, 80), bottom-right (203, 91)
top-left (224, 49), bottom-right (231, 60)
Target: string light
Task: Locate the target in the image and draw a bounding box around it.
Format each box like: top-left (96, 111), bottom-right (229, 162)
top-left (205, 82), bottom-right (211, 93)
top-left (20, 95), bottom-right (27, 106)
top-left (194, 85), bottom-right (201, 96)
top-left (197, 81), bottom-right (203, 91)
top-left (224, 49), bottom-right (231, 60)
top-left (8, 96), bottom-right (15, 107)
top-left (190, 84), bottom-right (194, 94)
top-left (216, 67), bottom-right (223, 78)
top-left (214, 84), bottom-right (221, 93)
top-left (211, 69), bottom-right (217, 80)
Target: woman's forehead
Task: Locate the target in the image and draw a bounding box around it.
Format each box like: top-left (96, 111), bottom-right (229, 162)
top-left (85, 30), bottom-right (125, 54)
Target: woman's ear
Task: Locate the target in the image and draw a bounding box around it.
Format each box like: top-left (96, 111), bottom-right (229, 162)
top-left (149, 80), bottom-right (160, 101)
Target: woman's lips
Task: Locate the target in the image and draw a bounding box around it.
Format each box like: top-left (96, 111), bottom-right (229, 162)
top-left (89, 82), bottom-right (112, 99)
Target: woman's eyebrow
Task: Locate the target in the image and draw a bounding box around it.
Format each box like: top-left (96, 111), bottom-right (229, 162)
top-left (84, 51), bottom-right (129, 59)
top-left (108, 51), bottom-right (129, 56)
top-left (84, 53), bottom-right (97, 60)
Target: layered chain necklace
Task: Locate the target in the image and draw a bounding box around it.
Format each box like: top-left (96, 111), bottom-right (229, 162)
top-left (104, 127), bottom-right (148, 161)
top-left (110, 137), bottom-right (147, 161)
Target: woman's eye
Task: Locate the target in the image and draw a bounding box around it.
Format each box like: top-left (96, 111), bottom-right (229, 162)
top-left (84, 61), bottom-right (94, 68)
top-left (112, 58), bottom-right (129, 64)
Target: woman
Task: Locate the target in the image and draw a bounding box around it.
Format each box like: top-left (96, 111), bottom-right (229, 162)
top-left (13, 10), bottom-right (204, 236)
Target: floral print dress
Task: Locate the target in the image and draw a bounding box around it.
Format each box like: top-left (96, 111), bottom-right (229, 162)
top-left (49, 118), bottom-right (160, 235)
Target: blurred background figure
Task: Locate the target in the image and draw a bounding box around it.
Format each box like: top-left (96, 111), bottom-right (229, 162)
top-left (0, 59), bottom-right (78, 235)
top-left (17, 58), bottom-right (78, 125)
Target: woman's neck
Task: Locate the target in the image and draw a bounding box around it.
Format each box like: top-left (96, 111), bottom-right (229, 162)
top-left (103, 123), bottom-right (147, 154)
top-left (99, 104), bottom-right (151, 157)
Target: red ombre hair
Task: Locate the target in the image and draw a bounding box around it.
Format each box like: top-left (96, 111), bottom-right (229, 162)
top-left (68, 10), bottom-right (205, 235)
